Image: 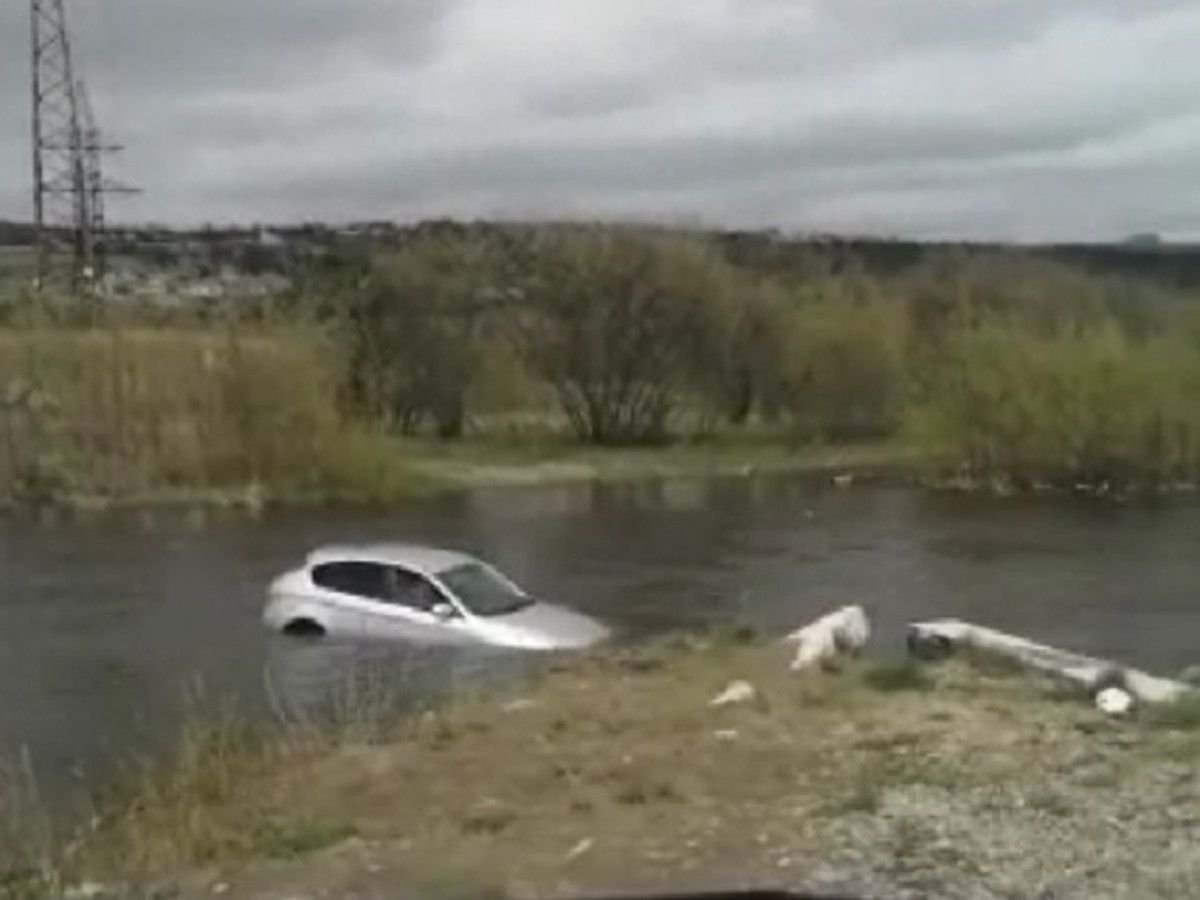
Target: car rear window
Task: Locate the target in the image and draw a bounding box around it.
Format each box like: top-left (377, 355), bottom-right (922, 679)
top-left (311, 561), bottom-right (389, 600)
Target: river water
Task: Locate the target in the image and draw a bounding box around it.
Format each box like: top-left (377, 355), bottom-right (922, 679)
top-left (2, 476), bottom-right (1198, 800)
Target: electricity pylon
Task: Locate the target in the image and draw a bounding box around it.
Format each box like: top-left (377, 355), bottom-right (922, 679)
top-left (78, 80), bottom-right (138, 285)
top-left (31, 0), bottom-right (136, 295)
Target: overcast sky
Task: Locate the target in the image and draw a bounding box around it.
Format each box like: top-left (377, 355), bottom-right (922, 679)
top-left (3, 0), bottom-right (1200, 239)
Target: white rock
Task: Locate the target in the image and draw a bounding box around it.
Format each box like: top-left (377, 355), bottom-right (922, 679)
top-left (565, 837), bottom-right (594, 860)
top-left (784, 605), bottom-right (871, 671)
top-left (1096, 687), bottom-right (1134, 716)
top-left (710, 680), bottom-right (756, 707)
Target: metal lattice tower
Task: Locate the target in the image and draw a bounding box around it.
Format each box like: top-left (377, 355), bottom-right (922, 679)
top-left (31, 0), bottom-right (136, 294)
top-left (77, 81), bottom-right (137, 284)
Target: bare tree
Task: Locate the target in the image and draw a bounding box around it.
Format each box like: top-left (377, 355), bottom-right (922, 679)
top-left (338, 233), bottom-right (501, 438)
top-left (504, 225), bottom-right (734, 445)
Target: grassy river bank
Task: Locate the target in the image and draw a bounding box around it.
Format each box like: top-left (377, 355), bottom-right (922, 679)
top-left (4, 227), bottom-right (1200, 512)
top-left (6, 634), bottom-right (1200, 900)
top-left (1, 320), bottom-right (1193, 513)
top-left (0, 324), bottom-right (921, 511)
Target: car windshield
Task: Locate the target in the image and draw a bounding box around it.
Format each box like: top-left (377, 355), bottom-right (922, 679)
top-left (437, 563), bottom-right (534, 617)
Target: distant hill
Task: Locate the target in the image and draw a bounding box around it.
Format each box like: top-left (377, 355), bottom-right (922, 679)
top-left (712, 230), bottom-right (1200, 289)
top-left (5, 217), bottom-right (1200, 291)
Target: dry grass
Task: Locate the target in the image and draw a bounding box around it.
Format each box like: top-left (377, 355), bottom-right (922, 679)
top-left (49, 636), bottom-right (1199, 897)
top-left (0, 325), bottom-right (413, 506)
top-left (0, 750), bottom-right (61, 899)
top-left (0, 321), bottom-right (914, 508)
top-left (64, 673), bottom-right (412, 886)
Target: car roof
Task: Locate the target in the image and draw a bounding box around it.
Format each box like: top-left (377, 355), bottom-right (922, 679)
top-left (304, 542), bottom-right (479, 576)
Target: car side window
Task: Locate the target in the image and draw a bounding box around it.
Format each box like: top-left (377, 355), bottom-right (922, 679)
top-left (385, 567), bottom-right (446, 614)
top-left (310, 561), bottom-right (390, 600)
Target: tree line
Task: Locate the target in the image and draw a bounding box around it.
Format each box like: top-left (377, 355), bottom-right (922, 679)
top-left (310, 222), bottom-right (1200, 490)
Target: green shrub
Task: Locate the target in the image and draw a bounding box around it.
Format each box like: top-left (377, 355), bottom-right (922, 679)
top-left (905, 318), bottom-right (1200, 488)
top-left (862, 660), bottom-right (933, 693)
top-left (504, 225), bottom-right (740, 445)
top-left (782, 289), bottom-right (909, 441)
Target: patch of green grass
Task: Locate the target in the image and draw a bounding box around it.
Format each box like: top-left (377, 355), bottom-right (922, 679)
top-left (1026, 789), bottom-right (1075, 818)
top-left (1040, 678), bottom-right (1089, 705)
top-left (958, 645), bottom-right (1031, 680)
top-left (834, 781), bottom-right (884, 815)
top-left (1142, 692), bottom-right (1200, 731)
top-left (1073, 766), bottom-right (1122, 789)
top-left (1152, 735), bottom-right (1200, 763)
top-left (862, 660), bottom-right (934, 693)
top-left (459, 800), bottom-right (517, 836)
top-left (610, 772), bottom-right (685, 807)
top-left (404, 870), bottom-right (512, 900)
top-left (0, 867), bottom-right (57, 900)
top-left (687, 619), bottom-right (765, 651)
top-left (251, 818), bottom-right (359, 859)
top-left (853, 731), bottom-right (926, 753)
top-left (713, 622), bottom-right (764, 646)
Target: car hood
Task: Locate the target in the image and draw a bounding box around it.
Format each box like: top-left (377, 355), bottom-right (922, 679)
top-left (480, 601), bottom-right (610, 650)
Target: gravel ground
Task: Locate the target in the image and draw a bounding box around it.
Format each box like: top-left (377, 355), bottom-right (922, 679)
top-left (55, 639), bottom-right (1200, 900)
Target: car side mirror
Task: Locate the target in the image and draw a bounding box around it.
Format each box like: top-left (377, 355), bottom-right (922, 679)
top-left (431, 602), bottom-right (457, 621)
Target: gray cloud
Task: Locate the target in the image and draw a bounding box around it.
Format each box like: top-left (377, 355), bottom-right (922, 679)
top-left (3, 0), bottom-right (1200, 239)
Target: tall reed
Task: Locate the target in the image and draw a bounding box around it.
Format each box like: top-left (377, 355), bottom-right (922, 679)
top-left (0, 314), bottom-right (407, 505)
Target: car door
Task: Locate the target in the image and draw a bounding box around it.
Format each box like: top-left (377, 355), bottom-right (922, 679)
top-left (378, 566), bottom-right (474, 644)
top-left (309, 561), bottom-right (472, 643)
top-left (308, 561), bottom-right (396, 637)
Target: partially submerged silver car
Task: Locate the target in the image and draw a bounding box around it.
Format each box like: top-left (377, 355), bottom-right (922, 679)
top-left (263, 543), bottom-right (611, 651)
